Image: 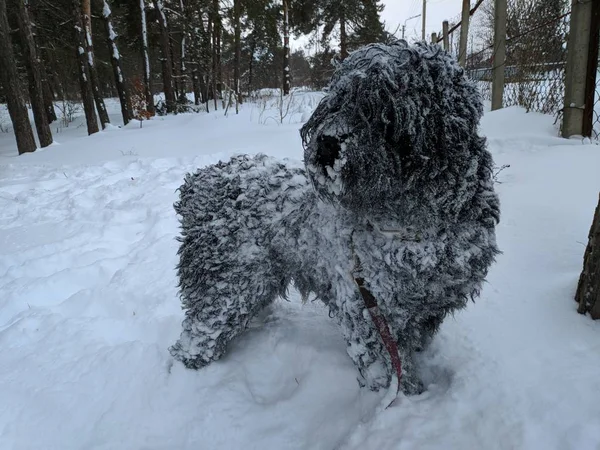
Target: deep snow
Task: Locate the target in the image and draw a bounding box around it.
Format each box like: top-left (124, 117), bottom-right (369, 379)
top-left (1, 95), bottom-right (599, 450)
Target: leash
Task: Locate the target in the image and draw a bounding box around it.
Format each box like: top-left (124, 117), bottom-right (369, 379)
top-left (353, 275), bottom-right (403, 399)
top-left (350, 230), bottom-right (402, 405)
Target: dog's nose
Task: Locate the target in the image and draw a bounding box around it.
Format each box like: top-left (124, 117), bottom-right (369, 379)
top-left (317, 135), bottom-right (340, 169)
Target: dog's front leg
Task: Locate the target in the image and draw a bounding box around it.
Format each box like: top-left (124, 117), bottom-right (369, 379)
top-left (337, 294), bottom-right (390, 391)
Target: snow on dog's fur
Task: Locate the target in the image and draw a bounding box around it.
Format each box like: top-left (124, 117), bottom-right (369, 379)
top-left (169, 40), bottom-right (500, 394)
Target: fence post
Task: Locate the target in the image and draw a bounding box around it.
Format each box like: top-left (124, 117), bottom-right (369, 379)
top-left (442, 21), bottom-right (449, 52)
top-left (431, 32), bottom-right (437, 44)
top-left (422, 0), bottom-right (427, 41)
top-left (491, 0), bottom-right (507, 111)
top-left (582, 0), bottom-right (600, 138)
top-left (563, 0), bottom-right (594, 138)
top-left (458, 0), bottom-right (470, 66)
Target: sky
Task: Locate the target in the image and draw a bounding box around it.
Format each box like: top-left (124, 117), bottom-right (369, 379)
top-left (382, 0), bottom-right (465, 41)
top-left (291, 0), bottom-right (467, 52)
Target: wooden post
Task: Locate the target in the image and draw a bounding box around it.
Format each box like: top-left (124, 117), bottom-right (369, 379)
top-left (431, 32), bottom-right (437, 44)
top-left (491, 0), bottom-right (507, 111)
top-left (442, 21), bottom-right (449, 51)
top-left (563, 0), bottom-right (594, 137)
top-left (458, 0), bottom-right (470, 67)
top-left (582, 0), bottom-right (600, 138)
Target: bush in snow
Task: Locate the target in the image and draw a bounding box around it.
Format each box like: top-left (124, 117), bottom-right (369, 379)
top-left (169, 40), bottom-right (500, 395)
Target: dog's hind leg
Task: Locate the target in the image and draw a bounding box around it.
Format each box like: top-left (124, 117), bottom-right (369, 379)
top-left (169, 267), bottom-right (289, 369)
top-left (169, 154), bottom-right (305, 369)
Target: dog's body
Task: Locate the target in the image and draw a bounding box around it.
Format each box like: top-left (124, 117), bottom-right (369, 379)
top-left (170, 41), bottom-right (500, 394)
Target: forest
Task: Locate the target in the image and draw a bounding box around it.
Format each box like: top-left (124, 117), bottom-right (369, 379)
top-left (0, 0), bottom-right (388, 154)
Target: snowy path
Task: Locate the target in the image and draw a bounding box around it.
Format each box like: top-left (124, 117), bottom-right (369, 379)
top-left (1, 102), bottom-right (600, 449)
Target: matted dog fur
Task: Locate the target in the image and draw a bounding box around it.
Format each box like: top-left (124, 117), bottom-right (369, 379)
top-left (169, 40), bottom-right (500, 394)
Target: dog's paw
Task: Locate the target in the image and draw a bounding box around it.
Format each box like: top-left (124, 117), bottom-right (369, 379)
top-left (400, 375), bottom-right (425, 396)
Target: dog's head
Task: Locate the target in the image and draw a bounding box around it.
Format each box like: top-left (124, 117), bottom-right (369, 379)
top-left (301, 40), bottom-right (492, 226)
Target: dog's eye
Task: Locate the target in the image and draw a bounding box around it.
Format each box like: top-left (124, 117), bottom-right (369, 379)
top-left (317, 135), bottom-right (341, 169)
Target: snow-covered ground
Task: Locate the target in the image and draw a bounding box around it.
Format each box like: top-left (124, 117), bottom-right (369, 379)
top-left (1, 95), bottom-right (600, 450)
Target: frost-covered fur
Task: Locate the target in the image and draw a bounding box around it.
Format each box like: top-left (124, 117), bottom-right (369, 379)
top-left (170, 41), bottom-right (500, 394)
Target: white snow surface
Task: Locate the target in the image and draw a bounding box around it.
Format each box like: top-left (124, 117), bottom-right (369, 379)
top-left (1, 96), bottom-right (600, 450)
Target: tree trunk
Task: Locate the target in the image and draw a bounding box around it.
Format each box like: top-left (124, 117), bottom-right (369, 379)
top-left (216, 24), bottom-right (222, 108)
top-left (340, 9), bottom-right (348, 60)
top-left (153, 0), bottom-right (176, 113)
top-left (233, 0), bottom-right (241, 109)
top-left (44, 46), bottom-right (65, 104)
top-left (82, 0), bottom-right (110, 128)
top-left (210, 14), bottom-right (217, 110)
top-left (139, 0), bottom-right (155, 115)
top-left (190, 25), bottom-right (201, 106)
top-left (201, 15), bottom-right (210, 109)
top-left (575, 194), bottom-right (600, 319)
top-left (15, 0), bottom-right (53, 147)
top-left (179, 0), bottom-right (187, 99)
top-left (73, 0), bottom-right (99, 135)
top-left (188, 2), bottom-right (208, 107)
top-left (27, 3), bottom-right (57, 123)
top-left (282, 0), bottom-right (290, 95)
top-left (171, 33), bottom-right (180, 99)
top-left (248, 39), bottom-right (255, 96)
top-left (0, 0), bottom-right (37, 154)
top-left (192, 71), bottom-right (200, 105)
top-left (42, 82), bottom-right (57, 123)
top-left (211, 0), bottom-right (222, 105)
top-left (101, 0), bottom-right (132, 126)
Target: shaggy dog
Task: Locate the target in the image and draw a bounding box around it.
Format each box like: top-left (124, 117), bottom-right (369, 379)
top-left (169, 40), bottom-right (500, 395)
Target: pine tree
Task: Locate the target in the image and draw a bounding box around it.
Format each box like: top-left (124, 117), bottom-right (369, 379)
top-left (139, 0), bottom-right (155, 115)
top-left (82, 0), bottom-right (110, 128)
top-left (233, 0), bottom-right (241, 107)
top-left (210, 0), bottom-right (221, 109)
top-left (347, 0), bottom-right (387, 51)
top-left (0, 0), bottom-right (37, 154)
top-left (153, 0), bottom-right (176, 113)
top-left (102, 0), bottom-right (132, 125)
top-left (282, 0), bottom-right (290, 94)
top-left (15, 0), bottom-right (53, 147)
top-left (73, 0), bottom-right (100, 135)
top-left (290, 0), bottom-right (386, 60)
top-left (184, 0), bottom-right (210, 106)
top-left (243, 0), bottom-right (280, 95)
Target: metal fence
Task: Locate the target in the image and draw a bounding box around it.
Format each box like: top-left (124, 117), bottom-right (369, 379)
top-left (455, 1), bottom-right (571, 124)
